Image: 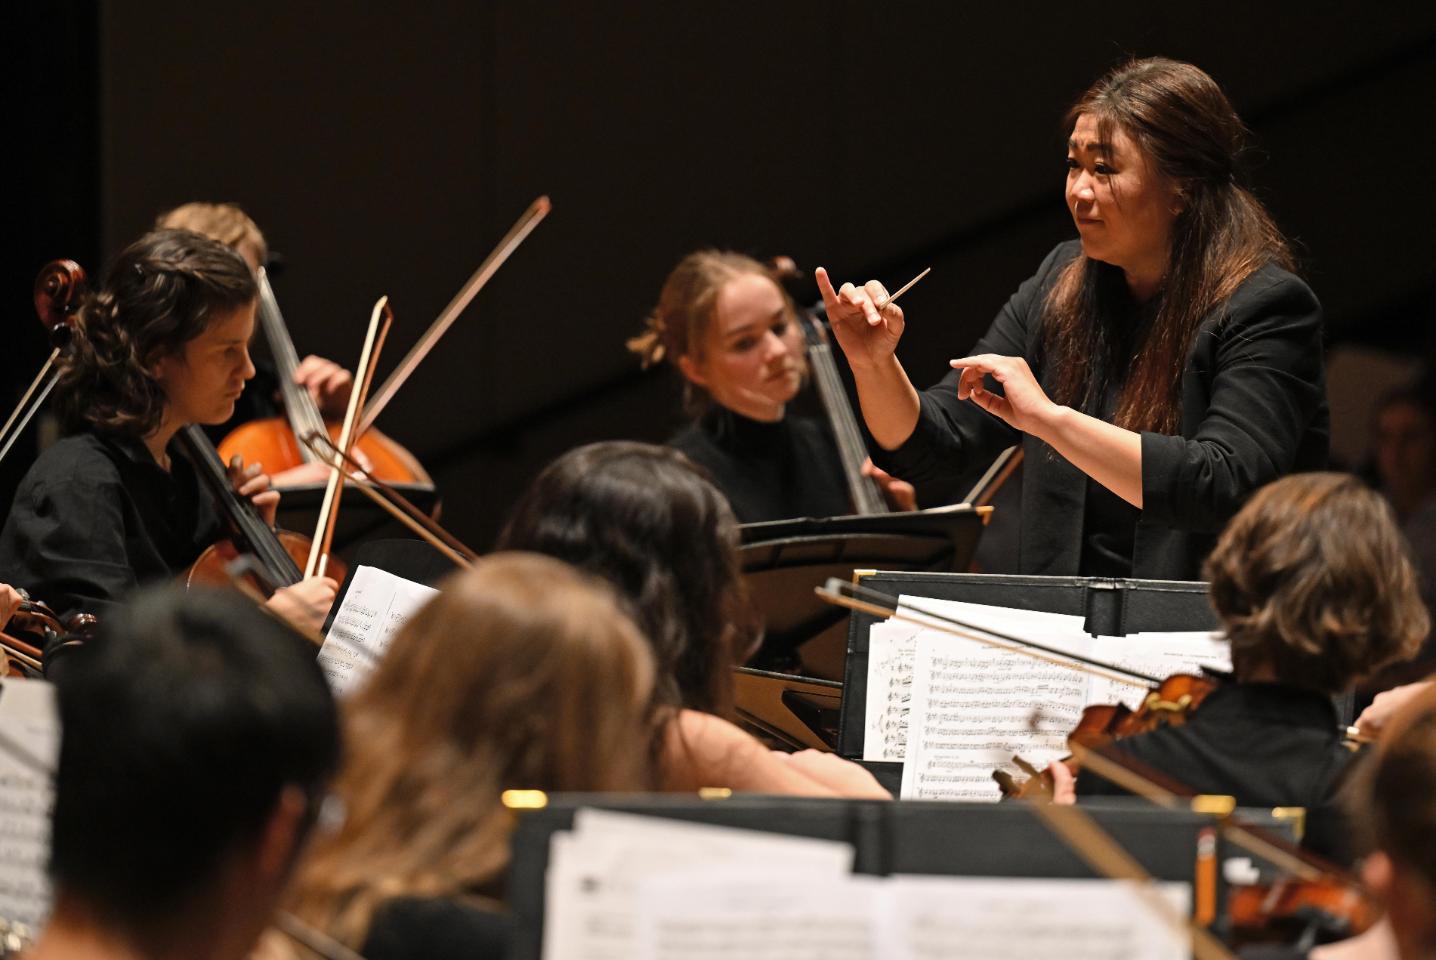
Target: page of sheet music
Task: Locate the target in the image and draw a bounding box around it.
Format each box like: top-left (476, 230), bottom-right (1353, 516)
top-left (900, 630), bottom-right (1091, 801)
top-left (631, 871), bottom-right (884, 960)
top-left (542, 809), bottom-right (854, 960)
top-left (864, 597), bottom-right (1095, 763)
top-left (0, 679), bottom-right (59, 929)
top-left (1085, 631), bottom-right (1231, 711)
top-left (316, 565), bottom-right (439, 696)
top-left (886, 875), bottom-right (1191, 960)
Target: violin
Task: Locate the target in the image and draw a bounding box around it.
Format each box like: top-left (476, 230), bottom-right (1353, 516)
top-left (1, 596), bottom-right (96, 677)
top-left (216, 267), bottom-right (433, 490)
top-left (0, 260), bottom-right (87, 466)
top-left (179, 424), bottom-right (346, 599)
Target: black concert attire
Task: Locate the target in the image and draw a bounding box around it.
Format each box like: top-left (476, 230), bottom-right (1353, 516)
top-left (362, 898), bottom-right (512, 960)
top-left (874, 240), bottom-right (1329, 579)
top-left (1076, 682), bottom-right (1359, 862)
top-left (0, 432), bottom-right (220, 618)
top-left (670, 406), bottom-right (852, 523)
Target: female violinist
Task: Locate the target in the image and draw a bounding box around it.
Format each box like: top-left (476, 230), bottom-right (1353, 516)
top-left (498, 441), bottom-right (890, 798)
top-left (818, 57), bottom-right (1326, 578)
top-left (0, 229), bottom-right (335, 631)
top-left (630, 250), bottom-right (914, 523)
top-left (1047, 472), bottom-right (1429, 863)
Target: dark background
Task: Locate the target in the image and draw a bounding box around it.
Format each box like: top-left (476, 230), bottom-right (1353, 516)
top-left (8, 2), bottom-right (1435, 550)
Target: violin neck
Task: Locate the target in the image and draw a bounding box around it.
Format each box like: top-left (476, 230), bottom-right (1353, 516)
top-left (176, 425), bottom-right (304, 589)
top-left (256, 270), bottom-right (326, 461)
top-left (805, 317), bottom-right (888, 515)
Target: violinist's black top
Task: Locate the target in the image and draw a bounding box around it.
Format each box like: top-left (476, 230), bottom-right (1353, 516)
top-left (669, 406), bottom-right (852, 523)
top-left (1075, 682), bottom-right (1359, 863)
top-left (362, 897), bottom-right (512, 960)
top-left (0, 431), bottom-right (220, 617)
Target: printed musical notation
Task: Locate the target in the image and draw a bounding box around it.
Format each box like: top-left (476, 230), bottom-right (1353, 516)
top-left (316, 566), bottom-right (439, 697)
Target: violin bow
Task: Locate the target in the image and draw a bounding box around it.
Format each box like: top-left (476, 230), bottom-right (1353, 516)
top-left (300, 431), bottom-right (477, 570)
top-left (815, 578), bottom-right (1161, 689)
top-left (305, 297), bottom-right (392, 579)
top-left (359, 195), bottom-right (551, 434)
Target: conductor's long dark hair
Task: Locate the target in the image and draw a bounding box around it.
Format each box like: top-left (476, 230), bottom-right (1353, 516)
top-left (1041, 57), bottom-right (1295, 434)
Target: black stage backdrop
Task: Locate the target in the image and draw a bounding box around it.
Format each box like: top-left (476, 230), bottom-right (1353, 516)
top-left (8, 2), bottom-right (1435, 547)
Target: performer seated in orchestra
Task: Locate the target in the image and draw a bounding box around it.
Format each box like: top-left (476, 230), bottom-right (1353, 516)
top-left (157, 201), bottom-right (356, 486)
top-left (1049, 473), bottom-right (1429, 861)
top-left (1337, 684), bottom-right (1436, 960)
top-left (818, 57), bottom-right (1327, 579)
top-left (27, 586), bottom-right (339, 960)
top-left (260, 553), bottom-right (653, 960)
top-left (630, 250), bottom-right (914, 522)
top-left (498, 441), bottom-right (891, 798)
top-left (0, 229), bottom-right (337, 630)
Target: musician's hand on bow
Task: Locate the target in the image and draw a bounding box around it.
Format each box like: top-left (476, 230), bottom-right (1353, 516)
top-left (1357, 680), bottom-right (1434, 740)
top-left (863, 459), bottom-right (917, 512)
top-left (267, 575), bottom-right (339, 634)
top-left (295, 355), bottom-right (355, 419)
top-left (0, 583), bottom-right (22, 628)
top-left (949, 354), bottom-right (1060, 438)
top-left (815, 268), bottom-right (905, 373)
top-left (228, 456), bottom-right (279, 527)
top-left (1047, 760), bottom-right (1077, 805)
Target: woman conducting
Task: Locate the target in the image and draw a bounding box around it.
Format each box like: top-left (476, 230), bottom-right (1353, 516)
top-left (818, 57), bottom-right (1327, 578)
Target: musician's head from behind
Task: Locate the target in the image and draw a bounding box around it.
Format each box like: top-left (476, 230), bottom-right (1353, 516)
top-left (46, 585), bottom-right (339, 960)
top-left (1350, 683), bottom-right (1436, 959)
top-left (629, 250), bottom-right (805, 422)
top-left (274, 553), bottom-right (653, 951)
top-left (497, 441), bottom-right (755, 720)
top-left (1046, 57), bottom-right (1294, 436)
top-left (1204, 472), bottom-right (1428, 693)
top-left (56, 229), bottom-right (259, 439)
top-left (156, 201), bottom-right (269, 275)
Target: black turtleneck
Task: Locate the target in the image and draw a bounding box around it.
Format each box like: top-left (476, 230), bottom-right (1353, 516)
top-left (668, 406), bottom-right (852, 523)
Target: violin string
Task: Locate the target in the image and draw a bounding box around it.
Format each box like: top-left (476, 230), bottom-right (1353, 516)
top-left (0, 351), bottom-right (59, 459)
top-left (0, 374), bottom-right (59, 467)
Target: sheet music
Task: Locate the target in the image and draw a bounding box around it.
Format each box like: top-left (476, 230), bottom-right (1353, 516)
top-left (900, 630), bottom-right (1090, 801)
top-left (1085, 631), bottom-right (1230, 711)
top-left (542, 809), bottom-right (853, 960)
top-left (316, 565), bottom-right (439, 697)
top-left (0, 679), bottom-right (59, 928)
top-left (887, 875), bottom-right (1191, 960)
top-left (864, 597), bottom-right (1093, 763)
top-left (632, 872), bottom-right (884, 960)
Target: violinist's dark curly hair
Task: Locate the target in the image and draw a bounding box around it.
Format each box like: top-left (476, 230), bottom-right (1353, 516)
top-left (55, 229), bottom-right (256, 438)
top-left (1204, 472), bottom-right (1428, 693)
top-left (497, 441), bottom-right (756, 722)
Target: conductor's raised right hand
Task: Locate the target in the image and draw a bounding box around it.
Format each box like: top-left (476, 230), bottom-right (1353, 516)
top-left (815, 267), bottom-right (905, 372)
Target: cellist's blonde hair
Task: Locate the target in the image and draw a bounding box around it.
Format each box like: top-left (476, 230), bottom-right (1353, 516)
top-left (263, 553), bottom-right (655, 955)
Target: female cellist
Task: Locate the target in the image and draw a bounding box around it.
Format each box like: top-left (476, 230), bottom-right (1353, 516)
top-left (630, 250), bottom-right (914, 523)
top-left (1046, 472), bottom-right (1429, 864)
top-left (0, 229), bottom-right (335, 631)
top-left (819, 57), bottom-right (1327, 578)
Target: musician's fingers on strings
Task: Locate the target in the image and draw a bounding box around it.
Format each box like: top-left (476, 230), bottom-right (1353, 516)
top-left (1047, 760), bottom-right (1077, 804)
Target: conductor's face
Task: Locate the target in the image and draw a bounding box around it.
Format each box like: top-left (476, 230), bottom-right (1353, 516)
top-left (679, 272), bottom-right (804, 423)
top-left (1066, 113), bottom-right (1182, 293)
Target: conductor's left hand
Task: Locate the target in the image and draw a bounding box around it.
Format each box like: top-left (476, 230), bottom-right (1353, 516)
top-left (949, 354), bottom-right (1059, 437)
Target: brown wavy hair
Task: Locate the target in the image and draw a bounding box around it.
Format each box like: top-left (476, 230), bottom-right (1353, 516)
top-left (1204, 472), bottom-right (1428, 692)
top-left (628, 250), bottom-right (804, 416)
top-left (1356, 684), bottom-right (1436, 900)
top-left (269, 553), bottom-right (654, 954)
top-left (1040, 57), bottom-right (1295, 434)
top-left (497, 441), bottom-right (755, 723)
top-left (55, 229), bottom-right (257, 438)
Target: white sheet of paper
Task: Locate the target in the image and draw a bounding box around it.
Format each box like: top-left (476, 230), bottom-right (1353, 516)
top-left (900, 629), bottom-right (1089, 800)
top-left (0, 678), bottom-right (59, 928)
top-left (316, 565), bottom-right (439, 696)
top-left (542, 810), bottom-right (854, 960)
top-left (632, 871), bottom-right (884, 960)
top-left (1086, 631), bottom-right (1231, 710)
top-left (886, 875), bottom-right (1191, 960)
